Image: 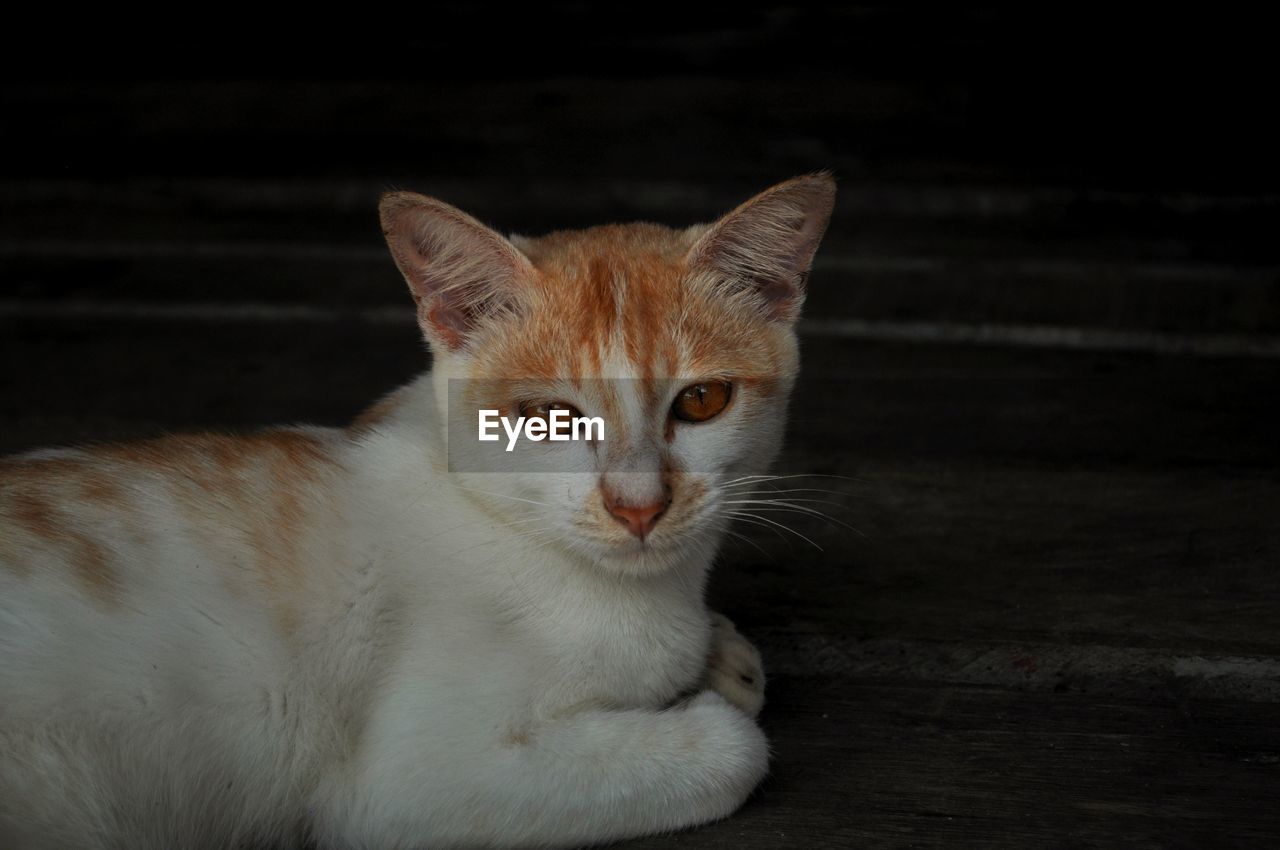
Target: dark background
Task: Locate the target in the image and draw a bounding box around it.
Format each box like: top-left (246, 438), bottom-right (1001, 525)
top-left (3, 6), bottom-right (1279, 847)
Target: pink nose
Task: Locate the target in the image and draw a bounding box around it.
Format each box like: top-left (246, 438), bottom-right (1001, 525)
top-left (606, 497), bottom-right (669, 539)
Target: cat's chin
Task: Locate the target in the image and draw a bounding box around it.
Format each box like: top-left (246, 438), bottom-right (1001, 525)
top-left (588, 535), bottom-right (709, 577)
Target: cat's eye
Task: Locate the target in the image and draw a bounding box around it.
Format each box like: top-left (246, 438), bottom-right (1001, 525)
top-left (518, 400), bottom-right (583, 423)
top-left (671, 381), bottom-right (732, 423)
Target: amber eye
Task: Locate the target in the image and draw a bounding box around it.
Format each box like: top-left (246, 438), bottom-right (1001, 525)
top-left (671, 381), bottom-right (732, 423)
top-left (518, 400), bottom-right (583, 424)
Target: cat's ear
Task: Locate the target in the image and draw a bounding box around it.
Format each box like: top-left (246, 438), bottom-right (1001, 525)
top-left (686, 174), bottom-right (836, 323)
top-left (380, 191), bottom-right (538, 351)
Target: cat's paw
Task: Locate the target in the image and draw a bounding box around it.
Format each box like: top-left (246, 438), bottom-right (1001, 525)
top-left (705, 612), bottom-right (766, 718)
top-left (686, 690), bottom-right (770, 803)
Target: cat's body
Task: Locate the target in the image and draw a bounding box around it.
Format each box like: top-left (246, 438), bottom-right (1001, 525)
top-left (0, 176), bottom-right (835, 849)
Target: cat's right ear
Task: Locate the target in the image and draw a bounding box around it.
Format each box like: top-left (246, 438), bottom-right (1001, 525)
top-left (380, 192), bottom-right (538, 352)
top-left (686, 174), bottom-right (836, 324)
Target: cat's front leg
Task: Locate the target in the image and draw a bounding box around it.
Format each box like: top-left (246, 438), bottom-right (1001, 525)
top-left (313, 691), bottom-right (768, 849)
top-left (705, 611), bottom-right (766, 717)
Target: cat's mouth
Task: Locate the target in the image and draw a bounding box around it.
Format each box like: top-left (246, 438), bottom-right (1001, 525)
top-left (594, 534), bottom-right (702, 575)
top-left (588, 528), bottom-right (680, 556)
top-left (616, 533), bottom-right (672, 554)
top-left (580, 499), bottom-right (702, 553)
top-left (580, 510), bottom-right (715, 573)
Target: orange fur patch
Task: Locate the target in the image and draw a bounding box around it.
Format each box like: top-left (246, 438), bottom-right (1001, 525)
top-left (143, 431), bottom-right (339, 636)
top-left (0, 456), bottom-right (120, 601)
top-left (0, 430), bottom-right (341, 626)
top-left (502, 726), bottom-right (533, 748)
top-left (474, 223), bottom-right (794, 387)
top-left (461, 222), bottom-right (797, 473)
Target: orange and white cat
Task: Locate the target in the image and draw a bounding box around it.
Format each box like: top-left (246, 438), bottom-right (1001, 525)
top-left (0, 175), bottom-right (835, 849)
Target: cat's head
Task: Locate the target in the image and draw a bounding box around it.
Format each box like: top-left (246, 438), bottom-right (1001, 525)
top-left (381, 176), bottom-right (835, 574)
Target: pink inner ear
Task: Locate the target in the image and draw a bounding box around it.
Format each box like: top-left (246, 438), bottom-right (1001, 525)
top-left (423, 302), bottom-right (470, 351)
top-left (382, 193), bottom-right (538, 352)
top-left (687, 177), bottom-right (835, 322)
top-left (760, 236), bottom-right (820, 311)
top-left (757, 276), bottom-right (803, 319)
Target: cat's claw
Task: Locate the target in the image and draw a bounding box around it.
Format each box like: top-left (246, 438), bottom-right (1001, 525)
top-left (705, 612), bottom-right (766, 718)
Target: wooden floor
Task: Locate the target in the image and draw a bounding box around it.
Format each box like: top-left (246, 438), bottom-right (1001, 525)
top-left (3, 10), bottom-right (1279, 847)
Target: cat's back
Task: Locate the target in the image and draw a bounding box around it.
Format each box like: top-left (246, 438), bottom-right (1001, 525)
top-left (0, 428), bottom-right (358, 699)
top-left (0, 428), bottom-right (366, 849)
top-left (1, 428), bottom-right (347, 592)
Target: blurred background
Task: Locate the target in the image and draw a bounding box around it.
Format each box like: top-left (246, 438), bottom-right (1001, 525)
top-left (2, 7), bottom-right (1276, 442)
top-left (2, 5), bottom-right (1278, 847)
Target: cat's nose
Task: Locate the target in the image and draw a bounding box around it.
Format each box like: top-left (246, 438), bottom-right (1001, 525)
top-left (605, 496), bottom-right (670, 539)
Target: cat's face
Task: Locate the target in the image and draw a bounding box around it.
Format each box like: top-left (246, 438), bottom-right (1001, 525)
top-left (382, 176), bottom-right (835, 574)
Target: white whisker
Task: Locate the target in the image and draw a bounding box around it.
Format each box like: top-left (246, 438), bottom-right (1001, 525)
top-left (724, 509), bottom-right (824, 551)
top-left (450, 484), bottom-right (555, 509)
top-left (720, 499), bottom-right (863, 536)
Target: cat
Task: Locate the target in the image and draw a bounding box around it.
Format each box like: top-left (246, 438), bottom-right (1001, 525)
top-left (0, 174), bottom-right (836, 849)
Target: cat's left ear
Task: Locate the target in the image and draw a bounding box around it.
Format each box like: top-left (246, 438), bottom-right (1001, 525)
top-left (380, 191), bottom-right (538, 351)
top-left (686, 173), bottom-right (836, 323)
